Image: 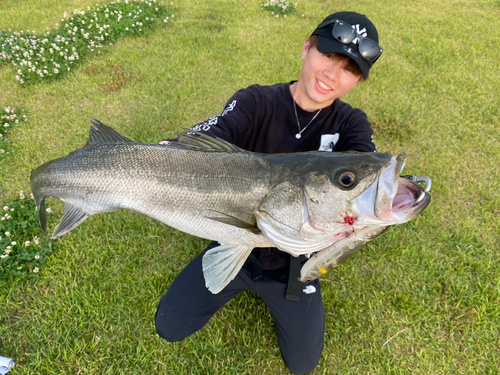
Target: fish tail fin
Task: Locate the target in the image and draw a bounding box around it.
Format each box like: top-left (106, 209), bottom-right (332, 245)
top-left (202, 244), bottom-right (254, 294)
top-left (36, 198), bottom-right (48, 233)
top-left (51, 203), bottom-right (91, 239)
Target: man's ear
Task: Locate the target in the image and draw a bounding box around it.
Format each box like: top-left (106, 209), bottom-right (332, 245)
top-left (302, 38), bottom-right (311, 58)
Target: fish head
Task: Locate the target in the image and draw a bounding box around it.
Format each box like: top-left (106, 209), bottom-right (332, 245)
top-left (257, 151), bottom-right (430, 255)
top-left (303, 151), bottom-right (430, 235)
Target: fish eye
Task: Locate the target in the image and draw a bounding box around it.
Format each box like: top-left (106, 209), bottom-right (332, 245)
top-left (335, 169), bottom-right (356, 188)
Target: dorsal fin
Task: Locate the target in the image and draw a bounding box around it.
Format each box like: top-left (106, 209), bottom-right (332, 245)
top-left (88, 119), bottom-right (137, 145)
top-left (177, 130), bottom-right (245, 152)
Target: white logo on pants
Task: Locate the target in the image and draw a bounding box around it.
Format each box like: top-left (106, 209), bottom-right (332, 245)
top-left (303, 285), bottom-right (317, 294)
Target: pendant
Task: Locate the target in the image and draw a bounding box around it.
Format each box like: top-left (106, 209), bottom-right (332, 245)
top-left (295, 133), bottom-right (301, 139)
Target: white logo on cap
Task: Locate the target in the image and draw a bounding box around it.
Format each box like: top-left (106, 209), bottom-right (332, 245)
top-left (351, 24), bottom-right (367, 44)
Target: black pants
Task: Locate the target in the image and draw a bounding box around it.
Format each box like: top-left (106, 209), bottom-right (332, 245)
top-left (155, 243), bottom-right (325, 374)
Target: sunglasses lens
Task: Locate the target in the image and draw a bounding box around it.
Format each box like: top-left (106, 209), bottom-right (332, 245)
top-left (358, 39), bottom-right (381, 61)
top-left (332, 22), bottom-right (356, 44)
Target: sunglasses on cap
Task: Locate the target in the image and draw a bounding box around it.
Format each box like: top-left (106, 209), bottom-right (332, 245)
top-left (317, 19), bottom-right (383, 62)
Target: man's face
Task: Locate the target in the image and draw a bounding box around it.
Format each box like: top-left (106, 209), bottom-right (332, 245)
top-left (295, 39), bottom-right (361, 111)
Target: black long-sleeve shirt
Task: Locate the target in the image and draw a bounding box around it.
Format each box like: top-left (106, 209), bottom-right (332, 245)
top-left (190, 82), bottom-right (376, 270)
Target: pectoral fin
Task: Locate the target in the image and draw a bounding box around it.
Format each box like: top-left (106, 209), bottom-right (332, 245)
top-left (52, 203), bottom-right (91, 238)
top-left (202, 244), bottom-right (254, 294)
top-left (206, 211), bottom-right (261, 234)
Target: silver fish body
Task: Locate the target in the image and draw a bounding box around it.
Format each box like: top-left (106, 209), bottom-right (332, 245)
top-left (30, 120), bottom-right (431, 293)
top-left (31, 140), bottom-right (273, 248)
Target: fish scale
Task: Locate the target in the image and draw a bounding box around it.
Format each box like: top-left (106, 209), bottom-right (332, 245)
top-left (30, 120), bottom-right (430, 293)
top-left (33, 142), bottom-right (272, 246)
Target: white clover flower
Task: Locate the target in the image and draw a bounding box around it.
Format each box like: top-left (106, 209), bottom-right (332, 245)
top-left (33, 267), bottom-right (39, 273)
top-left (0, 254), bottom-right (8, 259)
top-left (4, 232), bottom-right (10, 237)
top-left (33, 236), bottom-right (39, 245)
top-left (3, 206), bottom-right (8, 211)
top-left (25, 241), bottom-right (31, 246)
top-left (35, 255), bottom-right (40, 260)
top-left (11, 241), bottom-right (16, 246)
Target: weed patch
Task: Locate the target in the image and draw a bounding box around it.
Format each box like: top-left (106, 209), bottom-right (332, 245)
top-left (0, 0), bottom-right (172, 85)
top-left (0, 106), bottom-right (28, 162)
top-left (261, 0), bottom-right (300, 18)
top-left (0, 193), bottom-right (57, 284)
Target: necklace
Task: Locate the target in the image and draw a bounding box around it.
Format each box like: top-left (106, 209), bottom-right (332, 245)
top-left (292, 84), bottom-right (322, 139)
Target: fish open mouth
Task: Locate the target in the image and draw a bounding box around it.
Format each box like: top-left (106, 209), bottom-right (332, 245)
top-left (393, 176), bottom-right (431, 214)
top-left (368, 153), bottom-right (431, 223)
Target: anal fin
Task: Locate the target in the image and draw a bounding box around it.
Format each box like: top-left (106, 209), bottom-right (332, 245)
top-left (52, 203), bottom-right (91, 238)
top-left (202, 244), bottom-right (254, 294)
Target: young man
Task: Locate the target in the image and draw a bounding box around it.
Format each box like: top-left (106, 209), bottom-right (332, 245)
top-left (155, 11), bottom-right (383, 374)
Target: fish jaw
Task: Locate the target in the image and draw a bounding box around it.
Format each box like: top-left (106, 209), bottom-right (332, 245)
top-left (351, 154), bottom-right (431, 226)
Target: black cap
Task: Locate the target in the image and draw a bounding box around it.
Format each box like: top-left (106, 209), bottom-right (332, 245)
top-left (312, 11), bottom-right (380, 79)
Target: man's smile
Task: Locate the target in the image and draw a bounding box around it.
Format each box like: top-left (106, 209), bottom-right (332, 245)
top-left (316, 78), bottom-right (333, 91)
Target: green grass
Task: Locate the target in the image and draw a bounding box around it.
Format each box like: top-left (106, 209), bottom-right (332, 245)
top-left (1, 0), bottom-right (499, 374)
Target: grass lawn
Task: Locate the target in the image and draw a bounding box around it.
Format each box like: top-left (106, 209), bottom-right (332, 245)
top-left (1, 0), bottom-right (499, 373)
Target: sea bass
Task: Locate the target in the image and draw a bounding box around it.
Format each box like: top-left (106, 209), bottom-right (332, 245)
top-left (30, 120), bottom-right (431, 293)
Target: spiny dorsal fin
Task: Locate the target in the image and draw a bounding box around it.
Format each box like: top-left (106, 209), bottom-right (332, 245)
top-left (88, 119), bottom-right (137, 145)
top-left (177, 130), bottom-right (245, 152)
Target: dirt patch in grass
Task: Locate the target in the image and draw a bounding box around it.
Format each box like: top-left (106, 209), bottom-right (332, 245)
top-left (85, 62), bottom-right (135, 92)
top-left (371, 113), bottom-right (418, 143)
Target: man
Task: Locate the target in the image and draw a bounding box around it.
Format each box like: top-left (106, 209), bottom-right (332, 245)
top-left (155, 11), bottom-right (382, 374)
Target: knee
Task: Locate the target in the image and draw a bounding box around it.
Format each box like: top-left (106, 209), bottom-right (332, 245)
top-left (155, 307), bottom-right (189, 342)
top-left (284, 357), bottom-right (321, 374)
top-left (281, 344), bottom-right (323, 374)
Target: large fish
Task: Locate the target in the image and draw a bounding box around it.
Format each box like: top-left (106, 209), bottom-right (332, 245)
top-left (30, 120), bottom-right (431, 293)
